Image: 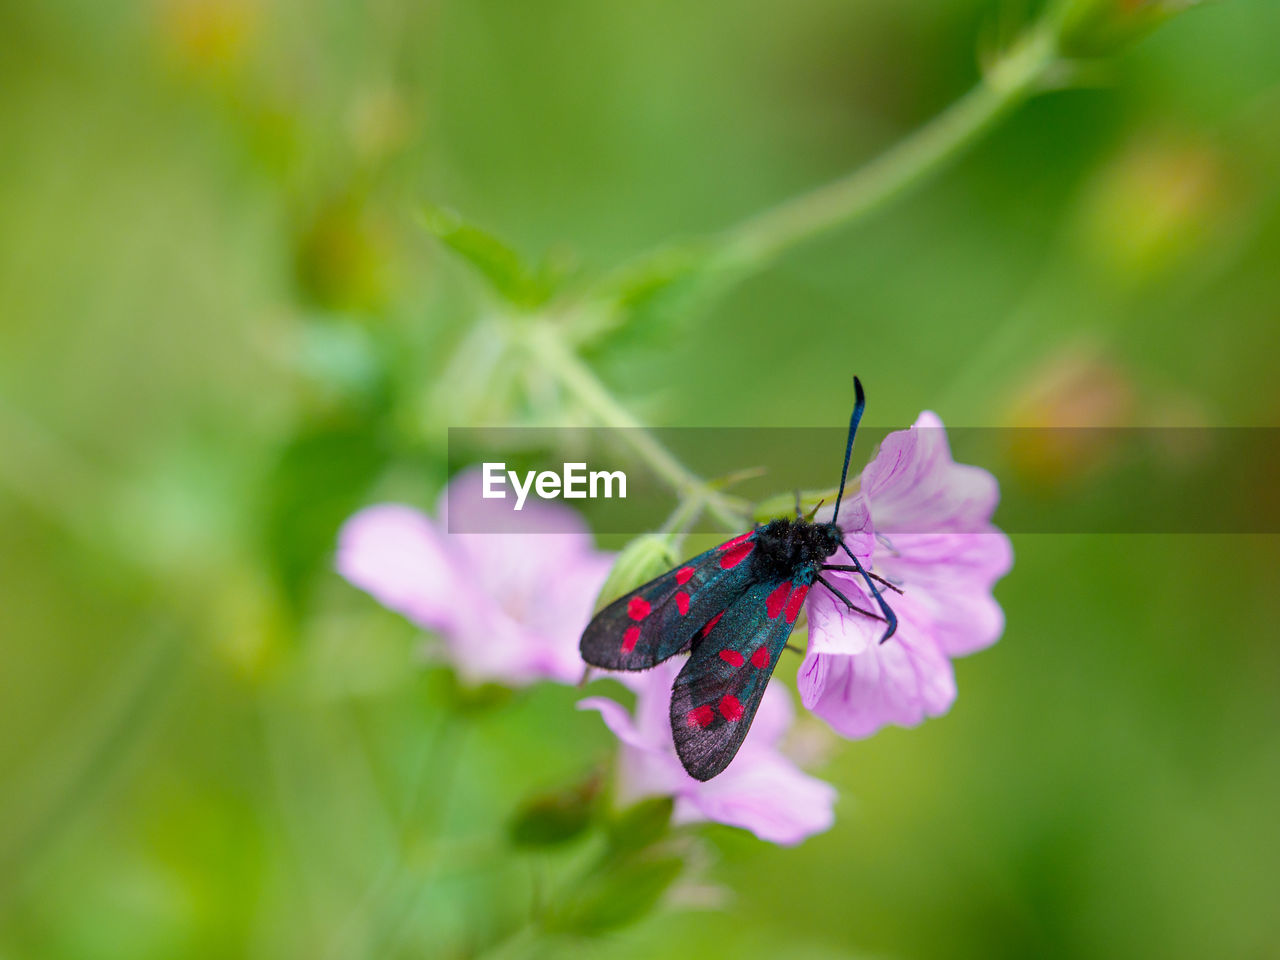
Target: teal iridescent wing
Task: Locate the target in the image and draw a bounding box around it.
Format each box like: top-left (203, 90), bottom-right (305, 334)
top-left (580, 531), bottom-right (759, 671)
top-left (669, 574), bottom-right (811, 781)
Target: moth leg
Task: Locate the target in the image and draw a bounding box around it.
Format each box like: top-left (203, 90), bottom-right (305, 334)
top-left (793, 488), bottom-right (803, 519)
top-left (837, 543), bottom-right (899, 643)
top-left (815, 574), bottom-right (882, 621)
top-left (819, 565), bottom-right (904, 594)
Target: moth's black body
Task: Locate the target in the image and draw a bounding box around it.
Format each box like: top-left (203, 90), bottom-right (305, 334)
top-left (750, 517), bottom-right (843, 579)
top-left (580, 377), bottom-right (897, 781)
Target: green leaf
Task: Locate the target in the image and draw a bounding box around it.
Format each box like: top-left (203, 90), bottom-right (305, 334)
top-left (438, 671), bottom-right (516, 714)
top-left (545, 854), bottom-right (684, 935)
top-left (508, 774), bottom-right (601, 849)
top-left (260, 417), bottom-right (388, 613)
top-left (572, 242), bottom-right (718, 348)
top-left (608, 243), bottom-right (710, 312)
top-left (420, 203), bottom-right (551, 308)
top-left (605, 796), bottom-right (674, 856)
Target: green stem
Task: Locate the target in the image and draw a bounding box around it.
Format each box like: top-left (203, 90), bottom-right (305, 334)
top-left (521, 323), bottom-right (747, 532)
top-left (520, 27), bottom-right (1062, 535)
top-left (659, 492), bottom-right (707, 536)
top-left (709, 27), bottom-right (1060, 274)
top-left (588, 26), bottom-right (1060, 308)
top-left (0, 625), bottom-right (184, 911)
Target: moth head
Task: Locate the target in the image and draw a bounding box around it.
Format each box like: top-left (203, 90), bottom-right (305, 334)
top-left (816, 521), bottom-right (843, 557)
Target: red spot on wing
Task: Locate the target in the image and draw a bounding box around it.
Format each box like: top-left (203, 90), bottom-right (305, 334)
top-left (719, 649), bottom-right (744, 667)
top-left (765, 581), bottom-right (792, 619)
top-left (750, 646), bottom-right (770, 669)
top-left (698, 610), bottom-right (725, 639)
top-left (687, 705), bottom-right (715, 728)
top-left (621, 626), bottom-right (640, 653)
top-left (627, 596), bottom-right (651, 621)
top-left (676, 591), bottom-right (690, 615)
top-left (719, 694), bottom-right (744, 722)
top-left (675, 566), bottom-right (695, 585)
top-left (718, 532), bottom-right (752, 551)
top-left (784, 584), bottom-right (809, 623)
top-left (719, 542), bottom-right (754, 569)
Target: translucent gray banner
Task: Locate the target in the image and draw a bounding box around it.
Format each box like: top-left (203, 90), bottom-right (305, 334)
top-left (446, 427), bottom-right (1280, 534)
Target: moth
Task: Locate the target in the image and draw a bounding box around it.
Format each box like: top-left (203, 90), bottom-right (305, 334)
top-left (580, 378), bottom-right (898, 780)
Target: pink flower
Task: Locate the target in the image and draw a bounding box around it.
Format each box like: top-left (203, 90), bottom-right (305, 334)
top-left (578, 659), bottom-right (836, 846)
top-left (799, 412), bottom-right (1013, 738)
top-left (336, 468), bottom-right (615, 686)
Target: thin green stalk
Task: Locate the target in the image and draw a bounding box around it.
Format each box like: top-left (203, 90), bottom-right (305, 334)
top-left (484, 28), bottom-right (1064, 536)
top-left (709, 27), bottom-right (1060, 274)
top-left (589, 26), bottom-right (1061, 308)
top-left (0, 624), bottom-right (184, 911)
top-left (0, 397), bottom-right (103, 551)
top-left (521, 323), bottom-right (748, 532)
top-left (659, 492), bottom-right (707, 536)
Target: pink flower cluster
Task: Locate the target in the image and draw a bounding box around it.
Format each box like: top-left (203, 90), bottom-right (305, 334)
top-left (337, 412), bottom-right (1010, 845)
top-left (579, 660), bottom-right (836, 845)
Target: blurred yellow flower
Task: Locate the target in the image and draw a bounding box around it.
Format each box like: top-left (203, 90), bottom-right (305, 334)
top-left (1074, 133), bottom-right (1229, 284)
top-left (1003, 345), bottom-right (1136, 485)
top-left (156, 0), bottom-right (258, 73)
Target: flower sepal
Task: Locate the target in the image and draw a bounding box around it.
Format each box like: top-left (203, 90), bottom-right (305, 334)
top-left (508, 771), bottom-right (604, 849)
top-left (437, 668), bottom-right (516, 715)
top-left (1052, 0), bottom-right (1201, 58)
top-left (540, 846), bottom-right (684, 936)
top-left (605, 795), bottom-right (675, 856)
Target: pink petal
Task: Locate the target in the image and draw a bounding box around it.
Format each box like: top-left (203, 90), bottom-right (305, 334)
top-left (800, 410), bottom-right (1010, 738)
top-left (336, 504), bottom-right (462, 630)
top-left (798, 595), bottom-right (957, 739)
top-left (443, 607), bottom-right (571, 686)
top-left (442, 546), bottom-right (610, 686)
top-left (877, 531), bottom-right (1012, 657)
top-left (805, 573), bottom-right (879, 657)
top-left (863, 412), bottom-right (1000, 535)
top-left (812, 493), bottom-right (874, 560)
top-left (585, 666), bottom-right (836, 844)
top-left (675, 754), bottom-right (836, 846)
top-left (744, 680), bottom-right (795, 749)
top-left (578, 696), bottom-right (651, 751)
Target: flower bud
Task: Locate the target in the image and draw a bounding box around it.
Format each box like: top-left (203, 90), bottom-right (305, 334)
top-left (593, 533), bottom-right (680, 612)
top-left (1053, 0), bottom-right (1201, 59)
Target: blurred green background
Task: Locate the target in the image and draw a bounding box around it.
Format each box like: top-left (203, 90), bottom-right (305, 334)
top-left (2, 0), bottom-right (1279, 958)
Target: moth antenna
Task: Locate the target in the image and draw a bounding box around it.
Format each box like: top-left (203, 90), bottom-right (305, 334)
top-left (831, 376), bottom-right (865, 525)
top-left (839, 541), bottom-right (898, 643)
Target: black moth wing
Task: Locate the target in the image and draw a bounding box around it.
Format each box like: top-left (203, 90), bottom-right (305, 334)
top-left (669, 574), bottom-right (811, 781)
top-left (580, 532), bottom-right (759, 671)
